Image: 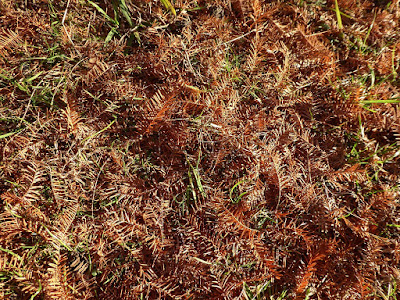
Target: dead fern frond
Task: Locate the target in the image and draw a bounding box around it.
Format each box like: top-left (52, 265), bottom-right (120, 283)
top-left (327, 164), bottom-right (367, 185)
top-left (56, 201), bottom-right (79, 233)
top-left (149, 276), bottom-right (180, 299)
top-left (18, 163), bottom-right (46, 205)
top-left (217, 203), bottom-right (260, 241)
top-left (146, 92), bottom-right (177, 133)
top-left (70, 255), bottom-right (89, 275)
top-left (1, 164), bottom-right (48, 221)
top-left (0, 0), bottom-right (399, 299)
top-left (50, 170), bottom-right (73, 209)
top-left (0, 210), bottom-right (23, 241)
top-left (46, 252), bottom-right (75, 300)
top-left (296, 250), bottom-right (326, 294)
top-left (85, 56), bottom-right (111, 84)
top-left (0, 29), bottom-right (23, 57)
top-left (63, 95), bottom-right (83, 134)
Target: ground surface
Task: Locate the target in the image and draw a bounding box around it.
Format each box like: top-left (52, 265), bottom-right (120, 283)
top-left (0, 0), bottom-right (400, 299)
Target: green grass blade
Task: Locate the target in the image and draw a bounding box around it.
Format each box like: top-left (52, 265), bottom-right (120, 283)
top-left (29, 280), bottom-right (42, 300)
top-left (230, 180), bottom-right (247, 203)
top-left (26, 71), bottom-right (43, 83)
top-left (361, 98), bottom-right (400, 104)
top-left (243, 282), bottom-right (254, 299)
top-left (160, 0), bottom-right (176, 16)
top-left (387, 224), bottom-right (400, 228)
top-left (0, 128), bottom-right (23, 140)
top-left (16, 82), bottom-right (28, 92)
top-left (362, 12), bottom-right (376, 50)
top-left (0, 246), bottom-right (23, 261)
top-left (0, 71), bottom-right (12, 81)
top-left (186, 6), bottom-right (205, 12)
top-left (334, 0), bottom-right (343, 30)
top-left (119, 0), bottom-right (133, 27)
top-left (88, 0), bottom-right (119, 26)
top-left (133, 32), bottom-right (141, 46)
top-left (192, 167), bottom-right (205, 197)
top-left (43, 225), bottom-right (73, 251)
top-left (82, 116), bottom-right (117, 143)
top-left (104, 28), bottom-right (117, 44)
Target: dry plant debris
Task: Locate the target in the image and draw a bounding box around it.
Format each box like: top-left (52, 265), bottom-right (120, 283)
top-left (0, 0), bottom-right (400, 299)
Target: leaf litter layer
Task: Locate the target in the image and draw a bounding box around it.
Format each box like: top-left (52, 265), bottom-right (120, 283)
top-left (0, 0), bottom-right (399, 299)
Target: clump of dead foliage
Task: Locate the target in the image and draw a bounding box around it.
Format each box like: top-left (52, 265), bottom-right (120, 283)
top-left (0, 0), bottom-right (400, 299)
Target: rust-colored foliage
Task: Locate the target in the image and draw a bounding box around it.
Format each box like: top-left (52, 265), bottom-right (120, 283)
top-left (0, 0), bottom-right (399, 299)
